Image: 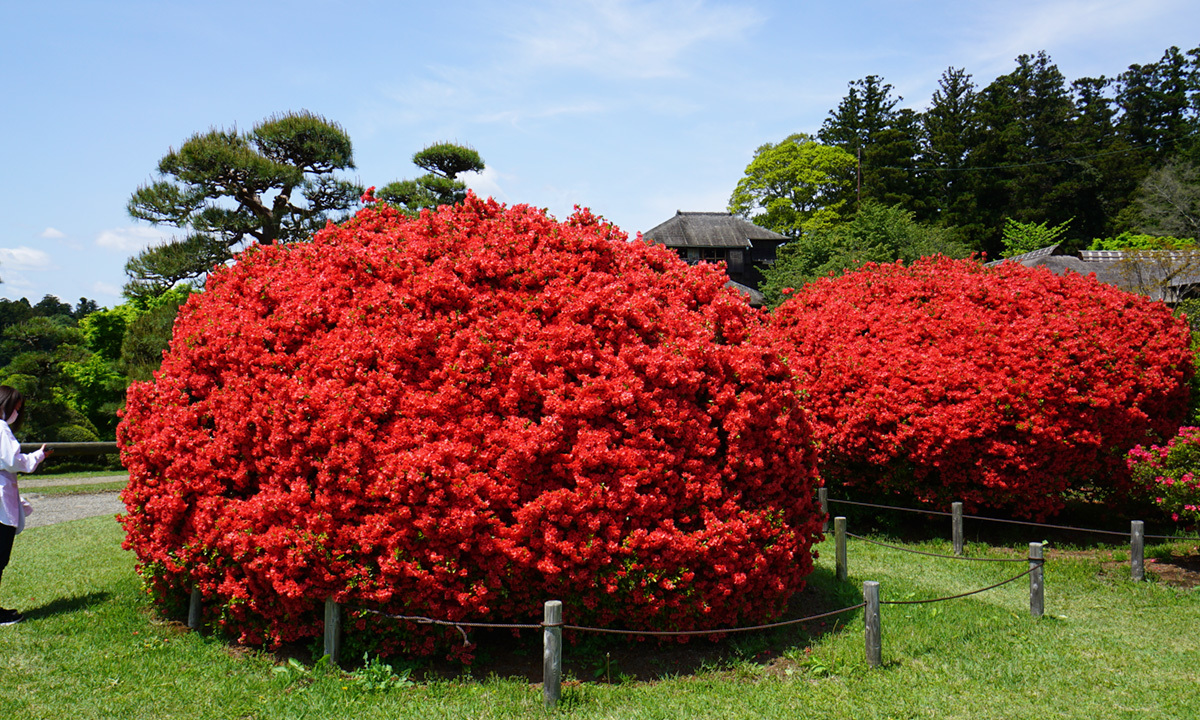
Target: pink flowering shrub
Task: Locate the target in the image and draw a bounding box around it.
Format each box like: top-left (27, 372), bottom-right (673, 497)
top-left (1128, 427), bottom-right (1200, 526)
top-left (769, 256), bottom-right (1193, 519)
top-left (117, 195), bottom-right (822, 655)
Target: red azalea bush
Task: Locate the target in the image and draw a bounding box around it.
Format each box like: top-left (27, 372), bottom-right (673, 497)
top-left (770, 256), bottom-right (1193, 519)
top-left (117, 195), bottom-right (822, 655)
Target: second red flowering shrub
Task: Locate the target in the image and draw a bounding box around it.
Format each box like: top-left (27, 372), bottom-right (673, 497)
top-left (117, 195), bottom-right (822, 654)
top-left (770, 256), bottom-right (1193, 519)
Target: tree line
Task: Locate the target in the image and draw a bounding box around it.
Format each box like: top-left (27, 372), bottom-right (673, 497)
top-left (732, 45), bottom-right (1200, 299)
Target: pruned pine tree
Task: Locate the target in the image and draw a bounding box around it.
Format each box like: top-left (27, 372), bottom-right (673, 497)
top-left (125, 111), bottom-right (362, 299)
top-left (376, 142), bottom-right (485, 215)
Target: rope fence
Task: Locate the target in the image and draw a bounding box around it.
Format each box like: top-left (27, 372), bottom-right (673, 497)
top-left (818, 487), bottom-right (1200, 588)
top-left (560, 604), bottom-right (867, 637)
top-left (345, 603), bottom-right (871, 639)
top-left (845, 532), bottom-right (1031, 562)
top-left (179, 486), bottom-right (1179, 709)
top-left (179, 509), bottom-right (1054, 709)
top-left (823, 493), bottom-right (1200, 543)
top-left (826, 497), bottom-right (953, 517)
top-left (880, 564), bottom-right (1042, 606)
top-left (38, 444), bottom-right (1191, 706)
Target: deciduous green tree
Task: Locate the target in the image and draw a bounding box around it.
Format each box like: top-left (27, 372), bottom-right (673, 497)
top-left (0, 314), bottom-right (99, 442)
top-left (728, 134), bottom-right (855, 238)
top-left (1000, 217), bottom-right (1073, 258)
top-left (119, 287), bottom-right (194, 383)
top-left (1134, 160), bottom-right (1200, 241)
top-left (759, 200), bottom-right (970, 306)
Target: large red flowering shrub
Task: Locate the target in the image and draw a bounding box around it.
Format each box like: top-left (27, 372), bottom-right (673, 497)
top-left (118, 195), bottom-right (821, 654)
top-left (770, 256), bottom-right (1193, 519)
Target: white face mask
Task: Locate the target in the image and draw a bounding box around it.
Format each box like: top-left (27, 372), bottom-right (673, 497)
top-left (5, 411), bottom-right (16, 425)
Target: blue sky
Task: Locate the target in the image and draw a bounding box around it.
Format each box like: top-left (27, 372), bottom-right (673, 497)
top-left (2, 0), bottom-right (1197, 307)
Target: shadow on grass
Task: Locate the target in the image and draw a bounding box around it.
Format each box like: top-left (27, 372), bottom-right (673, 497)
top-left (399, 565), bottom-right (866, 685)
top-left (22, 591), bottom-right (112, 621)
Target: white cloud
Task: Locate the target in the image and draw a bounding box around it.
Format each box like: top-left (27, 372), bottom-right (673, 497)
top-left (367, 1), bottom-right (761, 133)
top-left (96, 226), bottom-right (172, 253)
top-left (957, 0), bottom-right (1184, 76)
top-left (0, 246), bottom-right (53, 270)
top-left (90, 280), bottom-right (124, 299)
top-left (39, 227), bottom-right (66, 239)
top-left (463, 166), bottom-right (511, 204)
top-left (512, 0), bottom-right (763, 80)
top-left (475, 101), bottom-right (610, 127)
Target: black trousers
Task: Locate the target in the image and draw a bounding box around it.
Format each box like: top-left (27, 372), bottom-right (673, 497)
top-left (0, 523), bottom-right (15, 584)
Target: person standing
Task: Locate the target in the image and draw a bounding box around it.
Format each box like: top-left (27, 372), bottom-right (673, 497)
top-left (0, 386), bottom-right (50, 626)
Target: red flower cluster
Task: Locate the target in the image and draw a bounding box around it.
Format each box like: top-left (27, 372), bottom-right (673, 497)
top-left (117, 195), bottom-right (822, 654)
top-left (770, 257), bottom-right (1193, 519)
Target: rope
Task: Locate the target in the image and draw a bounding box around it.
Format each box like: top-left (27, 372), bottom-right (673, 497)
top-left (562, 603), bottom-right (867, 636)
top-left (347, 606), bottom-right (542, 645)
top-left (346, 608), bottom-right (542, 631)
top-left (1144, 532), bottom-right (1200, 542)
top-left (348, 603), bottom-right (869, 639)
top-left (961, 513), bottom-right (1129, 538)
top-left (827, 498), bottom-right (952, 517)
top-left (351, 559), bottom-right (1041, 639)
top-left (881, 563), bottom-right (1043, 606)
top-left (828, 496), bottom-right (1193, 540)
top-left (846, 532), bottom-right (1029, 562)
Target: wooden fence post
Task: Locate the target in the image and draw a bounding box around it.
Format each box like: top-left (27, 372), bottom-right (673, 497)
top-left (819, 487), bottom-right (829, 532)
top-left (543, 600), bottom-right (563, 710)
top-left (835, 517), bottom-right (848, 582)
top-left (863, 581), bottom-right (881, 668)
top-left (1131, 520), bottom-right (1145, 582)
top-left (187, 588), bottom-right (202, 630)
top-left (1029, 543), bottom-right (1044, 618)
top-left (324, 597), bottom-right (341, 664)
top-left (952, 502), bottom-right (964, 556)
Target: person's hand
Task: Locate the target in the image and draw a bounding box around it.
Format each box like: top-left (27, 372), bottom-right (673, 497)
top-left (39, 444), bottom-right (52, 458)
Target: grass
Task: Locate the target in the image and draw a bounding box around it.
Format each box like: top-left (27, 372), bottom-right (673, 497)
top-left (18, 469), bottom-right (127, 496)
top-left (32, 470), bottom-right (127, 480)
top-left (24, 482), bottom-right (127, 496)
top-left (0, 517), bottom-right (1197, 719)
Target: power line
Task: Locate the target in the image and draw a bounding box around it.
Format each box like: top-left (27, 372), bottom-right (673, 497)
top-left (899, 145), bottom-right (1154, 174)
top-left (872, 129), bottom-right (1198, 175)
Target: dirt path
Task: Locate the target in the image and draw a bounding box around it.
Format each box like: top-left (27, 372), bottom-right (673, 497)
top-left (21, 489), bottom-right (126, 529)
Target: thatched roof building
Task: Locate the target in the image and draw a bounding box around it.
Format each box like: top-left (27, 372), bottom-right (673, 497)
top-left (643, 212), bottom-right (785, 305)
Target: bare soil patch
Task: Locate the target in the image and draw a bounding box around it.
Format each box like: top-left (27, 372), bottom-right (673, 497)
top-left (1145, 554), bottom-right (1200, 589)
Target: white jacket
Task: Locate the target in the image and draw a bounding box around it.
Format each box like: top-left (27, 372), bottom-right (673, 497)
top-left (0, 420), bottom-right (43, 530)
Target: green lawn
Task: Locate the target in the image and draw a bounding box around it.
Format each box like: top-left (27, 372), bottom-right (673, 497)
top-left (32, 470), bottom-right (127, 480)
top-left (19, 470), bottom-right (127, 496)
top-left (24, 482), bottom-right (127, 496)
top-left (0, 516), bottom-right (1196, 719)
